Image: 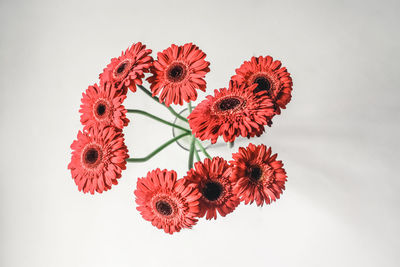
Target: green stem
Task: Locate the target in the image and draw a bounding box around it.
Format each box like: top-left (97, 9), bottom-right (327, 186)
top-left (126, 109), bottom-right (190, 133)
top-left (188, 101), bottom-right (193, 113)
top-left (127, 132), bottom-right (190, 162)
top-left (194, 144), bottom-right (201, 162)
top-left (195, 139), bottom-right (212, 159)
top-left (188, 136), bottom-right (195, 170)
top-left (137, 85), bottom-right (188, 123)
top-left (187, 102), bottom-right (195, 169)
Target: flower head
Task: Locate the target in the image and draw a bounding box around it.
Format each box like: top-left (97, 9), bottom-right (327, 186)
top-left (232, 55), bottom-right (293, 114)
top-left (79, 82), bottom-right (129, 131)
top-left (183, 157), bottom-right (240, 220)
top-left (230, 143), bottom-right (287, 206)
top-left (147, 43), bottom-right (210, 106)
top-left (100, 42), bottom-right (153, 94)
top-left (188, 80), bottom-right (275, 144)
top-left (68, 126), bottom-right (129, 194)
top-left (134, 169), bottom-right (201, 234)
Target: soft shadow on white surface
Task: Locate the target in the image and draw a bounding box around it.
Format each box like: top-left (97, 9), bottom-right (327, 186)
top-left (0, 0), bottom-right (399, 266)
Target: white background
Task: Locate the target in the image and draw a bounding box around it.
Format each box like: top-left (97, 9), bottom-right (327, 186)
top-left (1, 0), bottom-right (399, 266)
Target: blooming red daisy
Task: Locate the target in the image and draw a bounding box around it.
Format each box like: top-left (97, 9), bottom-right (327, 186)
top-left (147, 43), bottom-right (210, 106)
top-left (230, 143), bottom-right (287, 206)
top-left (183, 157), bottom-right (240, 220)
top-left (68, 126), bottom-right (129, 194)
top-left (231, 55), bottom-right (293, 114)
top-left (99, 42), bottom-right (153, 94)
top-left (134, 169), bottom-right (201, 234)
top-left (79, 82), bottom-right (129, 131)
top-left (188, 80), bottom-right (275, 144)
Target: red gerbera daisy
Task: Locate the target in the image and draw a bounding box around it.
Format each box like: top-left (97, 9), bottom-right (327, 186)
top-left (230, 143), bottom-right (287, 206)
top-left (134, 169), bottom-right (201, 234)
top-left (68, 126), bottom-right (129, 194)
top-left (231, 55), bottom-right (293, 114)
top-left (99, 42), bottom-right (153, 94)
top-left (188, 80), bottom-right (275, 144)
top-left (147, 43), bottom-right (210, 106)
top-left (79, 82), bottom-right (129, 131)
top-left (183, 157), bottom-right (240, 220)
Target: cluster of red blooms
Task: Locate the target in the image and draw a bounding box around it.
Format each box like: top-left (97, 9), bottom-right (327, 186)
top-left (68, 42), bottom-right (293, 234)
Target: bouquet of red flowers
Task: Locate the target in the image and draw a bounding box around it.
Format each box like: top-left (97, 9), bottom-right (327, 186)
top-left (68, 42), bottom-right (293, 234)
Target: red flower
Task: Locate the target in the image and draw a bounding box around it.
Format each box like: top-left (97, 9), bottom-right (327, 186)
top-left (188, 80), bottom-right (275, 144)
top-left (230, 143), bottom-right (287, 206)
top-left (134, 169), bottom-right (201, 234)
top-left (232, 55), bottom-right (293, 114)
top-left (79, 82), bottom-right (129, 131)
top-left (183, 157), bottom-right (240, 220)
top-left (68, 126), bottom-right (128, 194)
top-left (147, 43), bottom-right (210, 106)
top-left (100, 42), bottom-right (153, 94)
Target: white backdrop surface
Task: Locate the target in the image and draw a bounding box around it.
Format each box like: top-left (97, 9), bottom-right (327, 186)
top-left (1, 0), bottom-right (399, 266)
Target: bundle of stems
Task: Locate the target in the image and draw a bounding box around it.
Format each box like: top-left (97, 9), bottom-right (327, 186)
top-left (126, 85), bottom-right (211, 170)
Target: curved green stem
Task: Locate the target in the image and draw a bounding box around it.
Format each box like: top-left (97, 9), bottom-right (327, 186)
top-left (195, 139), bottom-right (212, 159)
top-left (127, 109), bottom-right (190, 133)
top-left (137, 85), bottom-right (188, 123)
top-left (127, 132), bottom-right (190, 162)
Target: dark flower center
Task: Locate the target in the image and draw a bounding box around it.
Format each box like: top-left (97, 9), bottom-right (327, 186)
top-left (96, 103), bottom-right (106, 116)
top-left (84, 148), bottom-right (99, 164)
top-left (202, 181), bottom-right (223, 201)
top-left (167, 63), bottom-right (187, 82)
top-left (218, 97), bottom-right (241, 111)
top-left (170, 66), bottom-right (183, 78)
top-left (156, 200), bottom-right (173, 216)
top-left (113, 59), bottom-right (131, 79)
top-left (253, 76), bottom-right (271, 94)
top-left (249, 165), bottom-right (262, 181)
top-left (117, 62), bottom-right (127, 74)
